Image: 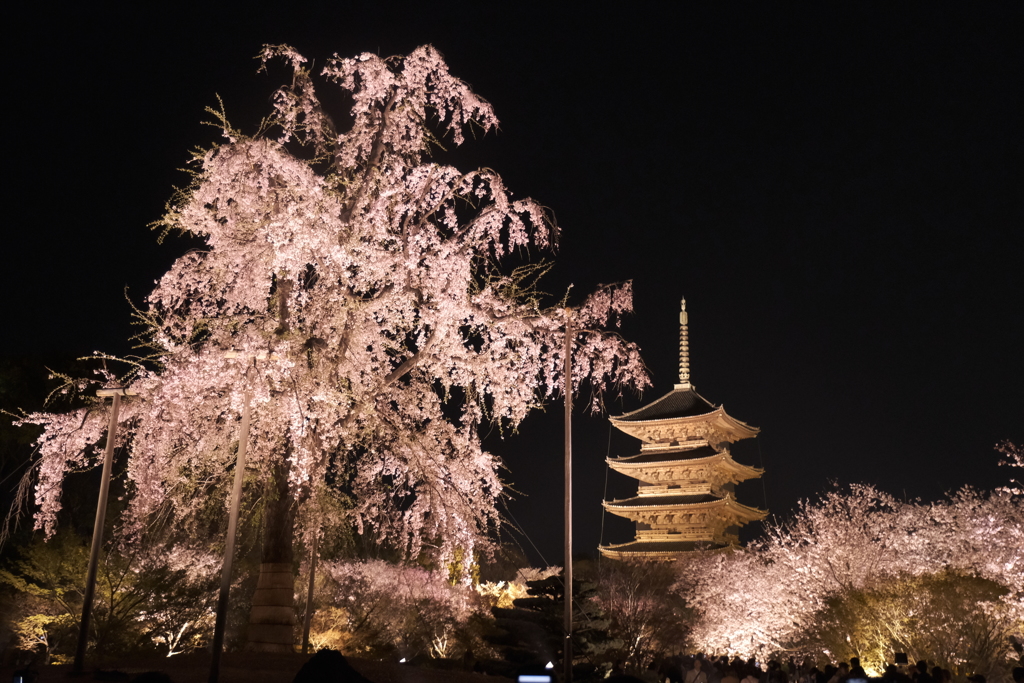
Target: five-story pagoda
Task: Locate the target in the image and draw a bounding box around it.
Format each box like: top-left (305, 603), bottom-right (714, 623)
top-left (599, 299), bottom-right (767, 560)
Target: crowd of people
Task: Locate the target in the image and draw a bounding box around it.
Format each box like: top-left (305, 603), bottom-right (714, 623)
top-left (654, 655), bottom-right (1024, 683)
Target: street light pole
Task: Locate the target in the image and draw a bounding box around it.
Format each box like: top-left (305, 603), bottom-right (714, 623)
top-left (73, 387), bottom-right (133, 674)
top-left (300, 532), bottom-right (319, 655)
top-left (209, 382), bottom-right (253, 683)
top-left (563, 308), bottom-right (573, 683)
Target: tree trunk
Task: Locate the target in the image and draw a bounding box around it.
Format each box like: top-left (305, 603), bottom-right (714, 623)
top-left (247, 455), bottom-right (297, 652)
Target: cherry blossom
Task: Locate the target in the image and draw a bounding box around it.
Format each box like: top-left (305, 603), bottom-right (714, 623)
top-left (683, 473), bottom-right (1024, 662)
top-left (15, 45), bottom-right (648, 572)
top-left (322, 559), bottom-right (483, 658)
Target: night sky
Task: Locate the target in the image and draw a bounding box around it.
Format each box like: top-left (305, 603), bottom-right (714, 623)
top-left (5, 5), bottom-right (1022, 566)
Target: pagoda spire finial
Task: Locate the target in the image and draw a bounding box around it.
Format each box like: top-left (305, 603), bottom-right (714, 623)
top-left (677, 297), bottom-right (691, 389)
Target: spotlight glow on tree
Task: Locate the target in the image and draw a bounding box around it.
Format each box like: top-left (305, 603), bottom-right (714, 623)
top-left (683, 463), bottom-right (1024, 676)
top-left (16, 44), bottom-right (648, 648)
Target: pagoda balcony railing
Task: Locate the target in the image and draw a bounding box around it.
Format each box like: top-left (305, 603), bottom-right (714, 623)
top-left (639, 440), bottom-right (713, 452)
top-left (637, 484), bottom-right (714, 496)
top-left (636, 530), bottom-right (716, 542)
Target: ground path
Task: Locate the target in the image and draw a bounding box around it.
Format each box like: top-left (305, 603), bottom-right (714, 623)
top-left (2, 653), bottom-right (514, 683)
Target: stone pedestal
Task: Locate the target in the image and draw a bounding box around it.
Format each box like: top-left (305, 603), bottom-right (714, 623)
top-left (248, 562), bottom-right (295, 652)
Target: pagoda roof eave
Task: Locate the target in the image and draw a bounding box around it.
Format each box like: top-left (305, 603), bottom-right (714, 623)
top-left (609, 405), bottom-right (760, 433)
top-left (723, 497), bottom-right (769, 521)
top-left (607, 452), bottom-right (764, 479)
top-left (599, 541), bottom-right (736, 558)
top-left (609, 405), bottom-right (760, 444)
top-left (609, 444), bottom-right (721, 463)
top-left (603, 495), bottom-right (767, 522)
top-left (605, 494), bottom-right (721, 508)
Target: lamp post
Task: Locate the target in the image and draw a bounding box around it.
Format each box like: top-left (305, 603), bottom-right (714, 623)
top-left (563, 308), bottom-right (573, 683)
top-left (209, 358), bottom-right (256, 683)
top-left (208, 351), bottom-right (283, 682)
top-left (73, 387), bottom-right (135, 674)
top-left (300, 532), bottom-right (319, 654)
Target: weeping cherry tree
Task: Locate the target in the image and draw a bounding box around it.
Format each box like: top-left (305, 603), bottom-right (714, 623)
top-left (15, 45), bottom-right (648, 651)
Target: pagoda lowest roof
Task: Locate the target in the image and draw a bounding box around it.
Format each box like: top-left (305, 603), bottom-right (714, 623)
top-left (599, 540), bottom-right (730, 555)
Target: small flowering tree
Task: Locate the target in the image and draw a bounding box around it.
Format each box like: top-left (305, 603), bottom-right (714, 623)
top-left (14, 44), bottom-right (647, 649)
top-left (684, 450), bottom-right (1024, 672)
top-left (132, 544), bottom-right (221, 657)
top-left (320, 559), bottom-right (484, 659)
top-left (592, 560), bottom-right (689, 671)
top-left (682, 544), bottom-right (802, 659)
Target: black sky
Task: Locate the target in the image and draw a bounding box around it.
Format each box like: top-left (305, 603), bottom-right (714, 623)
top-left (5, 4), bottom-right (1022, 565)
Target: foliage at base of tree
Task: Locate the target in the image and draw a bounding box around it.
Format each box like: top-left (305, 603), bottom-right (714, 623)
top-left (0, 529), bottom-right (220, 664)
top-left (810, 570), bottom-right (1018, 677)
top-left (311, 559), bottom-right (485, 660)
